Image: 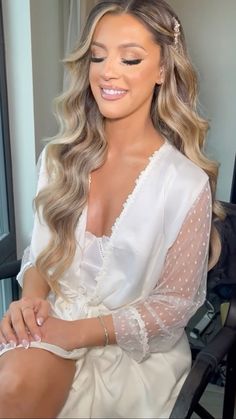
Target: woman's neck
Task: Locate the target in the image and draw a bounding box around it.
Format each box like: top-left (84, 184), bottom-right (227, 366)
top-left (104, 114), bottom-right (162, 155)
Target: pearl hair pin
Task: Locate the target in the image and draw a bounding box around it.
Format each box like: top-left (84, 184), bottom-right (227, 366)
top-left (173, 17), bottom-right (181, 48)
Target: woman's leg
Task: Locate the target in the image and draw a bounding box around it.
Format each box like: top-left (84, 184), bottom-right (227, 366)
top-left (0, 347), bottom-right (76, 418)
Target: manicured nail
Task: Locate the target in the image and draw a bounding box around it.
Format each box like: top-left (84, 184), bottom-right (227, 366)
top-left (34, 334), bottom-right (41, 342)
top-left (9, 340), bottom-right (16, 349)
top-left (22, 339), bottom-right (29, 349)
top-left (36, 317), bottom-right (44, 326)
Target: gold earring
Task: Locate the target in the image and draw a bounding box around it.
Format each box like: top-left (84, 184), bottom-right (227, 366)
top-left (159, 68), bottom-right (164, 84)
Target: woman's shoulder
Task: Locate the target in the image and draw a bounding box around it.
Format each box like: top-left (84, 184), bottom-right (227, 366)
top-left (156, 141), bottom-right (209, 217)
top-left (166, 141), bottom-right (208, 183)
top-left (158, 142), bottom-right (211, 239)
top-left (162, 141), bottom-right (208, 187)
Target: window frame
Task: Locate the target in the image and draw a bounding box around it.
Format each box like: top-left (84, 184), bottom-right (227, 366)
top-left (0, 0), bottom-right (16, 265)
top-left (230, 154), bottom-right (236, 204)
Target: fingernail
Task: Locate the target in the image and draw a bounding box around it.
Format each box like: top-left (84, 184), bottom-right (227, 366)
top-left (36, 317), bottom-right (44, 326)
top-left (9, 340), bottom-right (16, 349)
top-left (22, 339), bottom-right (29, 349)
top-left (34, 334), bottom-right (41, 342)
top-left (0, 343), bottom-right (5, 351)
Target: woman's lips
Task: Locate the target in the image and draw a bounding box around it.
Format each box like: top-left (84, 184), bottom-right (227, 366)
top-left (100, 87), bottom-right (128, 100)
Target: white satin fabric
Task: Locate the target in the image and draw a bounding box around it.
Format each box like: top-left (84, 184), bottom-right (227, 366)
top-left (1, 140), bottom-right (212, 417)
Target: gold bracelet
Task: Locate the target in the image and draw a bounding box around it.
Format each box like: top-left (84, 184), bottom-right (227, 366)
top-left (97, 315), bottom-right (109, 346)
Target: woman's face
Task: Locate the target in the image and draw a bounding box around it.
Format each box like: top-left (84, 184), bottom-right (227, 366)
top-left (89, 13), bottom-right (163, 121)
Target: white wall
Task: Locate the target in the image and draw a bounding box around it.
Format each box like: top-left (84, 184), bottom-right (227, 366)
top-left (3, 0), bottom-right (65, 256)
top-left (168, 0), bottom-right (236, 201)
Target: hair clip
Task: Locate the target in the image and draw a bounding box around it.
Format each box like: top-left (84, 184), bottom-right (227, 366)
top-left (173, 17), bottom-right (181, 48)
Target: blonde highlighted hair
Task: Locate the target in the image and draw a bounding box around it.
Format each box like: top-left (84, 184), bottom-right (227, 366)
top-left (35, 0), bottom-right (224, 293)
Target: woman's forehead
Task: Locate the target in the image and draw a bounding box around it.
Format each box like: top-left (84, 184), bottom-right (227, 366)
top-left (92, 13), bottom-right (157, 49)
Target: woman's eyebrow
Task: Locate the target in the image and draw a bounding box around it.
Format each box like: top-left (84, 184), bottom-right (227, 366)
top-left (91, 41), bottom-right (147, 52)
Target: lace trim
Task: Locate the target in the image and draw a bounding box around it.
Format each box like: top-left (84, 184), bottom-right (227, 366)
top-left (16, 245), bottom-right (34, 287)
top-left (88, 141), bottom-right (170, 305)
top-left (16, 262), bottom-right (34, 287)
top-left (111, 141), bottom-right (168, 239)
top-left (129, 307), bottom-right (149, 358)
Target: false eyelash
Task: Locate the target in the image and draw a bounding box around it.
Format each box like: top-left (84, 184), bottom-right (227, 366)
top-left (90, 57), bottom-right (143, 66)
top-left (122, 59), bottom-right (142, 65)
top-left (90, 57), bottom-right (104, 63)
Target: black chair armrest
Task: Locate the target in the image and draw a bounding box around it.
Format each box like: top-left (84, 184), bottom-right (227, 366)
top-left (0, 260), bottom-right (21, 280)
top-left (225, 288), bottom-right (236, 330)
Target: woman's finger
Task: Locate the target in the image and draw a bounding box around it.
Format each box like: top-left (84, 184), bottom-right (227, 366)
top-left (35, 299), bottom-right (51, 326)
top-left (0, 312), bottom-right (8, 348)
top-left (7, 301), bottom-right (32, 347)
top-left (9, 298), bottom-right (41, 344)
top-left (10, 306), bottom-right (41, 346)
top-left (0, 312), bottom-right (18, 347)
top-left (19, 306), bottom-right (42, 342)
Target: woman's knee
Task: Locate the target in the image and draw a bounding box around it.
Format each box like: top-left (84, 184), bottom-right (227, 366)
top-left (0, 368), bottom-right (45, 419)
top-left (0, 367), bottom-right (30, 408)
top-left (0, 348), bottom-right (75, 417)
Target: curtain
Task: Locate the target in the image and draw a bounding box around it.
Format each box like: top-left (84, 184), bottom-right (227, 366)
top-left (80, 0), bottom-right (98, 31)
top-left (63, 0), bottom-right (98, 89)
top-left (63, 0), bottom-right (99, 56)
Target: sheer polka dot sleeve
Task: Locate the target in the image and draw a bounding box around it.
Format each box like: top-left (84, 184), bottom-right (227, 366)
top-left (112, 181), bottom-right (212, 362)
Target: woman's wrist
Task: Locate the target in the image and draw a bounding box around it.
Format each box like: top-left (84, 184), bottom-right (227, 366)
top-left (72, 315), bottom-right (117, 349)
top-left (97, 315), bottom-right (109, 346)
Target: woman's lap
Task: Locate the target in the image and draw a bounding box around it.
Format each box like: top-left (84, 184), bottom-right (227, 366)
top-left (0, 334), bottom-right (191, 418)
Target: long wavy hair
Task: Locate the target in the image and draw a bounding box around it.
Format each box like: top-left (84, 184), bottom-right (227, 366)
top-left (35, 0), bottom-right (224, 293)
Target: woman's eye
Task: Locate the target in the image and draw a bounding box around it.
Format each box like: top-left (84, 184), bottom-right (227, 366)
top-left (122, 59), bottom-right (143, 66)
top-left (90, 57), bottom-right (104, 63)
top-left (90, 57), bottom-right (143, 65)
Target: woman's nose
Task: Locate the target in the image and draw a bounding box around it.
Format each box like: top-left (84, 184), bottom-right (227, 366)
top-left (100, 57), bottom-right (120, 80)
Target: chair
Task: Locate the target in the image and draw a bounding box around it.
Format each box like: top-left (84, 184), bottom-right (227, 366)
top-left (0, 259), bottom-right (21, 300)
top-left (0, 204), bottom-right (236, 419)
top-left (170, 289), bottom-right (236, 419)
top-left (0, 259), bottom-right (21, 283)
top-left (170, 201), bottom-right (236, 419)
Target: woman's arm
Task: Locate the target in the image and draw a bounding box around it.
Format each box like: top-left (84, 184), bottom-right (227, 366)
top-left (112, 182), bottom-right (212, 361)
top-left (39, 314), bottom-right (116, 351)
top-left (22, 266), bottom-right (50, 299)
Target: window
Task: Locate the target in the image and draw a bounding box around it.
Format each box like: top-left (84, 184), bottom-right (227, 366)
top-left (230, 155), bottom-right (236, 204)
top-left (0, 0), bottom-right (17, 317)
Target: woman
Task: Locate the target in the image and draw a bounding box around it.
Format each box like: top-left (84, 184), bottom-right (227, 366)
top-left (0, 0), bottom-right (223, 417)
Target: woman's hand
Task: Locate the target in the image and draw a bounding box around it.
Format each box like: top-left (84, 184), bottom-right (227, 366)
top-left (0, 296), bottom-right (51, 349)
top-left (40, 317), bottom-right (78, 351)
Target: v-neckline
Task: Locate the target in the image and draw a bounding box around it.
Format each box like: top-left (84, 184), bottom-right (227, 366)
top-left (84, 139), bottom-right (168, 240)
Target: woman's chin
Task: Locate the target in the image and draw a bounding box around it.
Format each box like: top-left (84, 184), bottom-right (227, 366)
top-left (98, 109), bottom-right (126, 120)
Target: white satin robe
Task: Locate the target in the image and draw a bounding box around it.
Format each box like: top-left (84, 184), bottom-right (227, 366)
top-left (1, 140), bottom-right (212, 418)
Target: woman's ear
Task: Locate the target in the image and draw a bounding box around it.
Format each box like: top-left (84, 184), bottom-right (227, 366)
top-left (156, 66), bottom-right (165, 85)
